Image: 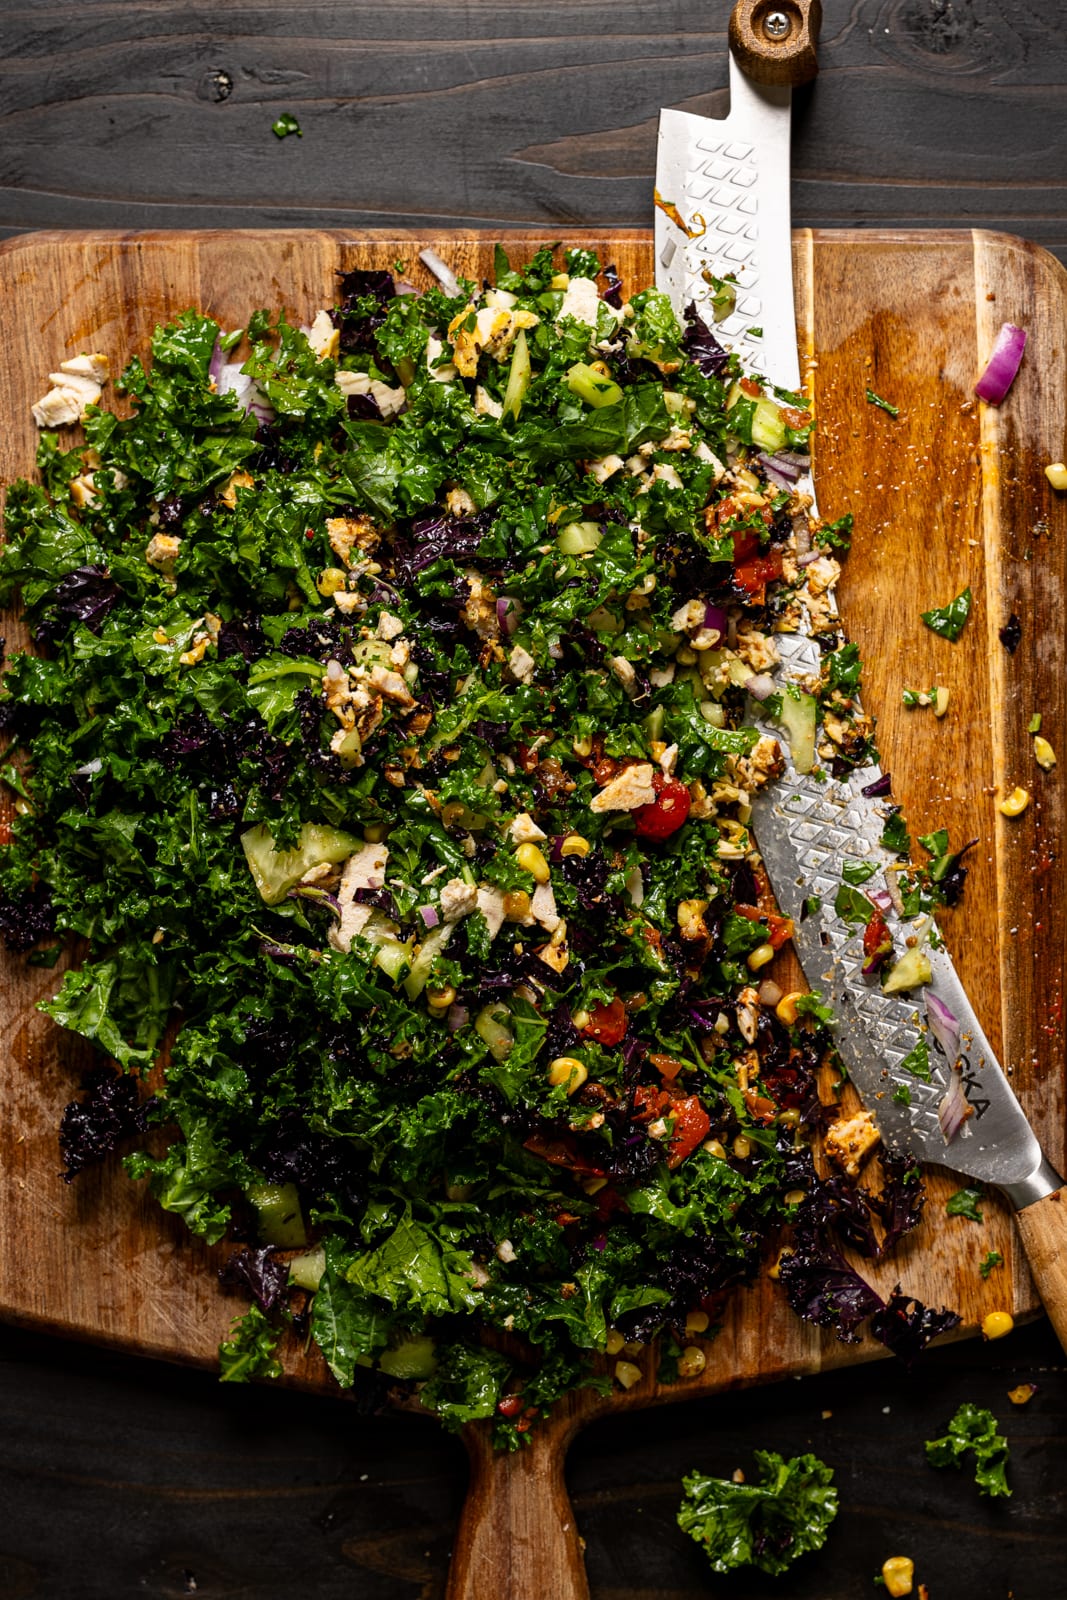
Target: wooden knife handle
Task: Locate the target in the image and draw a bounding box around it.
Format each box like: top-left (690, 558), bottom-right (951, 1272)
top-left (729, 0), bottom-right (823, 86)
top-left (447, 1422), bottom-right (588, 1600)
top-left (1014, 1186), bottom-right (1067, 1353)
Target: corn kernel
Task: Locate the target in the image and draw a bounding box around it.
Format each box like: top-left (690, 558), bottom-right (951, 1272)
top-left (998, 787), bottom-right (1030, 817)
top-left (515, 842), bottom-right (550, 882)
top-left (677, 1346), bottom-right (707, 1379)
top-left (503, 890), bottom-right (531, 922)
top-left (426, 985), bottom-right (456, 1012)
top-left (547, 1057), bottom-right (587, 1094)
top-left (746, 941), bottom-right (776, 972)
top-left (685, 1309), bottom-right (710, 1334)
top-left (881, 1556), bottom-right (915, 1597)
top-left (614, 1360), bottom-right (642, 1390)
top-left (982, 1310), bottom-right (1014, 1341)
top-left (733, 1135), bottom-right (752, 1160)
top-left (605, 1329), bottom-right (626, 1355)
top-left (1008, 1382), bottom-right (1037, 1406)
top-left (571, 1008), bottom-right (591, 1029)
top-left (1045, 462), bottom-right (1067, 491)
top-left (1034, 736), bottom-right (1057, 770)
top-left (775, 991), bottom-right (804, 1026)
top-left (703, 1138), bottom-right (727, 1159)
top-left (550, 272), bottom-right (571, 290)
top-left (622, 1340), bottom-right (645, 1357)
top-left (933, 686), bottom-right (950, 718)
top-left (560, 833), bottom-right (591, 858)
top-left (316, 567), bottom-right (348, 597)
top-left (582, 1175), bottom-right (608, 1196)
top-left (588, 359), bottom-right (611, 379)
top-left (572, 734), bottom-right (593, 757)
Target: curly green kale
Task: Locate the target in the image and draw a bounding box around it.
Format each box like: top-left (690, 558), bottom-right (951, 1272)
top-left (925, 1402), bottom-right (1011, 1497)
top-left (677, 1450), bottom-right (838, 1576)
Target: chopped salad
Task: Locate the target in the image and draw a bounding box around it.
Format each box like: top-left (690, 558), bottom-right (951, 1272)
top-left (0, 243), bottom-right (959, 1442)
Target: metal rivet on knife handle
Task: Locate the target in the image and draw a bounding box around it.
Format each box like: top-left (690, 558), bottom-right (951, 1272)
top-left (729, 0), bottom-right (823, 86)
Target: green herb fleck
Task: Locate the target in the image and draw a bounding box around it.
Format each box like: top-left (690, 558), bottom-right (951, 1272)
top-left (842, 859), bottom-right (879, 886)
top-left (922, 587), bottom-right (973, 643)
top-left (880, 808), bottom-right (911, 856)
top-left (947, 1186), bottom-right (985, 1222)
top-left (1028, 713), bottom-right (1042, 733)
top-left (979, 1249), bottom-right (1003, 1279)
top-left (866, 388), bottom-right (899, 418)
top-left (892, 1084), bottom-right (911, 1106)
top-left (795, 991), bottom-right (834, 1025)
top-left (834, 883), bottom-right (874, 926)
top-left (272, 113), bottom-right (303, 139)
top-left (899, 1037), bottom-right (932, 1082)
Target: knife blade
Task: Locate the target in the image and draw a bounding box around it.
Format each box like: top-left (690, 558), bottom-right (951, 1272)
top-left (655, 2), bottom-right (1067, 1319)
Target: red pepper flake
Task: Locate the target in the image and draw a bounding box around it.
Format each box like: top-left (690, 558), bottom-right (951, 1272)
top-left (305, 528), bottom-right (316, 540)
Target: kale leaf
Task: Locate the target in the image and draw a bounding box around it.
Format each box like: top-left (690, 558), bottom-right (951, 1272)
top-left (677, 1451), bottom-right (838, 1576)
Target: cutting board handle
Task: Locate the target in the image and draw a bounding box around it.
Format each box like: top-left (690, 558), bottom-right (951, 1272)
top-left (1014, 1186), bottom-right (1067, 1353)
top-left (729, 0), bottom-right (822, 86)
top-left (447, 1420), bottom-right (588, 1600)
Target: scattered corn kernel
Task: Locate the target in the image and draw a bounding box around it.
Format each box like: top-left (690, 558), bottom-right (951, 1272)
top-left (998, 787), bottom-right (1030, 817)
top-left (1045, 461), bottom-right (1067, 491)
top-left (605, 1329), bottom-right (626, 1355)
top-left (588, 359), bottom-right (612, 379)
top-left (768, 1248), bottom-right (793, 1281)
top-left (775, 991), bottom-right (804, 1026)
top-left (746, 941), bottom-right (776, 972)
top-left (703, 1138), bottom-right (727, 1159)
top-left (733, 1135), bottom-right (752, 1159)
top-left (316, 567), bottom-right (348, 597)
top-left (933, 685), bottom-right (950, 718)
top-left (1007, 1382), bottom-right (1037, 1406)
top-left (622, 1339), bottom-right (645, 1357)
top-left (677, 1346), bottom-right (707, 1379)
top-left (784, 1188), bottom-right (807, 1206)
top-left (426, 985), bottom-right (456, 1012)
top-left (685, 1309), bottom-right (710, 1335)
top-left (560, 833), bottom-right (591, 858)
top-left (571, 1008), bottom-right (591, 1029)
top-left (881, 1556), bottom-right (915, 1597)
top-left (982, 1310), bottom-right (1014, 1340)
top-left (572, 733), bottom-right (593, 757)
top-left (503, 890), bottom-right (531, 922)
top-left (515, 842), bottom-right (550, 882)
top-left (614, 1360), bottom-right (642, 1390)
top-left (550, 272), bottom-right (570, 290)
top-left (547, 1056), bottom-right (588, 1094)
top-left (1034, 736), bottom-right (1056, 770)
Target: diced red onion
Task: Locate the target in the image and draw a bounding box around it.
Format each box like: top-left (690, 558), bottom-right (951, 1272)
top-left (926, 991), bottom-right (961, 1060)
top-left (418, 904), bottom-right (440, 929)
top-left (446, 1002), bottom-right (469, 1032)
top-left (394, 279), bottom-right (419, 297)
top-left (861, 772), bottom-right (892, 798)
top-left (867, 887), bottom-right (894, 914)
top-left (975, 322), bottom-right (1027, 405)
top-left (796, 549), bottom-right (822, 568)
top-left (757, 451), bottom-right (808, 491)
top-left (938, 1067), bottom-right (972, 1144)
top-left (419, 248), bottom-right (460, 298)
top-left (745, 673), bottom-right (776, 702)
top-left (703, 603), bottom-right (728, 641)
top-left (218, 361), bottom-right (274, 425)
top-left (497, 596), bottom-right (523, 636)
top-left (208, 338), bottom-right (225, 388)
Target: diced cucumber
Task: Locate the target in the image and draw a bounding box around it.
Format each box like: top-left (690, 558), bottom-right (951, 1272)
top-left (241, 822), bottom-right (362, 906)
top-left (776, 685), bottom-right (817, 774)
top-left (403, 923), bottom-right (454, 1000)
top-left (750, 397), bottom-right (787, 453)
top-left (247, 1181), bottom-right (307, 1249)
top-left (503, 328), bottom-right (531, 419)
top-left (566, 362), bottom-right (624, 410)
top-left (557, 521), bottom-right (603, 556)
top-left (378, 1335), bottom-right (438, 1381)
top-left (882, 947), bottom-right (932, 995)
top-left (475, 1003), bottom-right (514, 1061)
top-left (643, 705), bottom-right (665, 744)
top-left (288, 1246), bottom-right (326, 1292)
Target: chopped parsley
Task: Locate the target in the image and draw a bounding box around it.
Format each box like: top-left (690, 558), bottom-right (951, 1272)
top-left (922, 587), bottom-right (973, 642)
top-left (979, 1249), bottom-right (1003, 1279)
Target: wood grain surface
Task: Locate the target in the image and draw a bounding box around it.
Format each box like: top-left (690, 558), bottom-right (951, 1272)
top-left (1, 0), bottom-right (1066, 264)
top-left (0, 226), bottom-right (1065, 1595)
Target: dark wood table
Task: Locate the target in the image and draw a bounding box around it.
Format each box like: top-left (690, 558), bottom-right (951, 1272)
top-left (1, 2), bottom-right (1066, 1595)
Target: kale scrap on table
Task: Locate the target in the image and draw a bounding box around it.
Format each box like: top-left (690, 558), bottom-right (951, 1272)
top-left (0, 243), bottom-right (958, 1442)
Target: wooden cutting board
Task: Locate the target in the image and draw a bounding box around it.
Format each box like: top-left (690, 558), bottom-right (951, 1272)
top-left (0, 229), bottom-right (1064, 1599)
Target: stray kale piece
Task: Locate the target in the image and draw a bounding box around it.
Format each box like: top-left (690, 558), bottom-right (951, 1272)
top-left (865, 388), bottom-right (899, 418)
top-left (892, 1084), bottom-right (911, 1106)
top-left (1028, 712), bottom-right (1042, 733)
top-left (677, 1452), bottom-right (838, 1577)
top-left (902, 685), bottom-right (940, 708)
top-left (59, 1064), bottom-right (150, 1180)
top-left (880, 808), bottom-right (911, 856)
top-left (999, 614), bottom-right (1022, 654)
top-left (842, 859), bottom-right (879, 886)
top-left (272, 113), bottom-right (302, 139)
top-left (795, 991), bottom-right (834, 1025)
top-left (946, 1186), bottom-right (984, 1222)
top-left (979, 1249), bottom-right (1003, 1279)
top-left (219, 1305), bottom-right (286, 1383)
top-left (898, 1038), bottom-right (931, 1082)
top-left (814, 512), bottom-right (853, 552)
top-left (834, 883), bottom-right (874, 926)
top-left (925, 1403), bottom-right (1011, 1498)
top-left (922, 587), bottom-right (973, 642)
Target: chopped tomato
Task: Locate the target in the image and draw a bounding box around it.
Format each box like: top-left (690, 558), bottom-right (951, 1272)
top-left (633, 773), bottom-right (691, 841)
top-left (496, 1394), bottom-right (524, 1418)
top-left (732, 548), bottom-right (784, 603)
top-left (649, 1051), bottom-right (685, 1081)
top-left (742, 1086), bottom-right (778, 1125)
top-left (781, 403), bottom-right (812, 429)
top-left (730, 529), bottom-right (763, 564)
top-left (863, 909), bottom-right (893, 969)
top-left (733, 903), bottom-right (795, 950)
top-left (739, 377), bottom-right (763, 398)
top-left (522, 1133), bottom-right (605, 1178)
top-left (633, 1084), bottom-right (710, 1169)
top-left (580, 997), bottom-right (628, 1047)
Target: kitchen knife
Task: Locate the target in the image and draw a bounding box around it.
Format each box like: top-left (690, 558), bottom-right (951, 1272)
top-left (655, 0), bottom-right (1067, 1347)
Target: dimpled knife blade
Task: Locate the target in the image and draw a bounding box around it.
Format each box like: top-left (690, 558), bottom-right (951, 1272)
top-left (655, 57), bottom-right (1061, 1207)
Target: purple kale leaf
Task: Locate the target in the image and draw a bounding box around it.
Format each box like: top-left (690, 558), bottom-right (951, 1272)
top-left (391, 509), bottom-right (492, 586)
top-left (0, 882), bottom-right (56, 952)
top-left (681, 304), bottom-right (730, 378)
top-left (59, 1064), bottom-right (152, 1181)
top-left (218, 1245), bottom-right (291, 1314)
top-left (33, 566), bottom-right (123, 646)
top-left (868, 1149), bottom-right (926, 1256)
top-left (778, 1224), bottom-right (883, 1343)
top-left (869, 1286), bottom-right (960, 1367)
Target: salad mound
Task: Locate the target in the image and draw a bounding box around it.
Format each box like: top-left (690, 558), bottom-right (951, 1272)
top-left (0, 244), bottom-right (952, 1442)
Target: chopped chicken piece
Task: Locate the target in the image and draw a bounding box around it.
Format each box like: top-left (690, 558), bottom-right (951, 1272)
top-left (31, 386), bottom-right (87, 428)
top-left (475, 885), bottom-right (508, 940)
top-left (440, 878), bottom-right (478, 923)
top-left (367, 663), bottom-right (415, 708)
top-left (531, 880), bottom-right (560, 932)
top-left (376, 612), bottom-right (405, 642)
top-left (509, 812), bottom-right (547, 845)
top-left (220, 469), bottom-right (255, 510)
top-left (586, 453), bottom-right (624, 485)
top-left (805, 555), bottom-right (841, 597)
top-left (145, 532), bottom-right (182, 577)
top-left (307, 309), bottom-right (340, 361)
top-left (337, 842), bottom-right (390, 903)
top-left (734, 626), bottom-right (781, 673)
top-left (474, 385), bottom-right (503, 419)
top-left (589, 762), bottom-right (657, 813)
top-left (69, 474), bottom-right (97, 508)
top-left (460, 572), bottom-right (500, 641)
top-left (825, 1110), bottom-right (881, 1178)
top-left (446, 486), bottom-right (477, 517)
top-left (333, 369), bottom-right (407, 418)
top-left (328, 901), bottom-right (373, 955)
top-left (609, 655), bottom-right (638, 695)
top-left (556, 277), bottom-right (600, 329)
top-left (326, 513), bottom-right (380, 567)
top-left (59, 352), bottom-right (110, 384)
top-left (508, 644), bottom-right (535, 684)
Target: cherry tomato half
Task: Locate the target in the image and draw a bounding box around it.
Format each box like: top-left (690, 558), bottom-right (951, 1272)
top-left (633, 773), bottom-right (691, 841)
top-left (580, 997), bottom-right (628, 1047)
top-left (733, 903), bottom-right (795, 950)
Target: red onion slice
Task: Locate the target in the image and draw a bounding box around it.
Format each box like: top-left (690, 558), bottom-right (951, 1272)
top-left (208, 338), bottom-right (225, 389)
top-left (925, 991), bottom-right (961, 1060)
top-left (938, 1067), bottom-right (972, 1144)
top-left (975, 322), bottom-right (1027, 404)
top-left (497, 596), bottom-right (523, 636)
top-left (867, 887), bottom-right (894, 914)
top-left (704, 603), bottom-right (728, 641)
top-left (744, 673), bottom-right (776, 702)
top-left (419, 248), bottom-right (460, 298)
